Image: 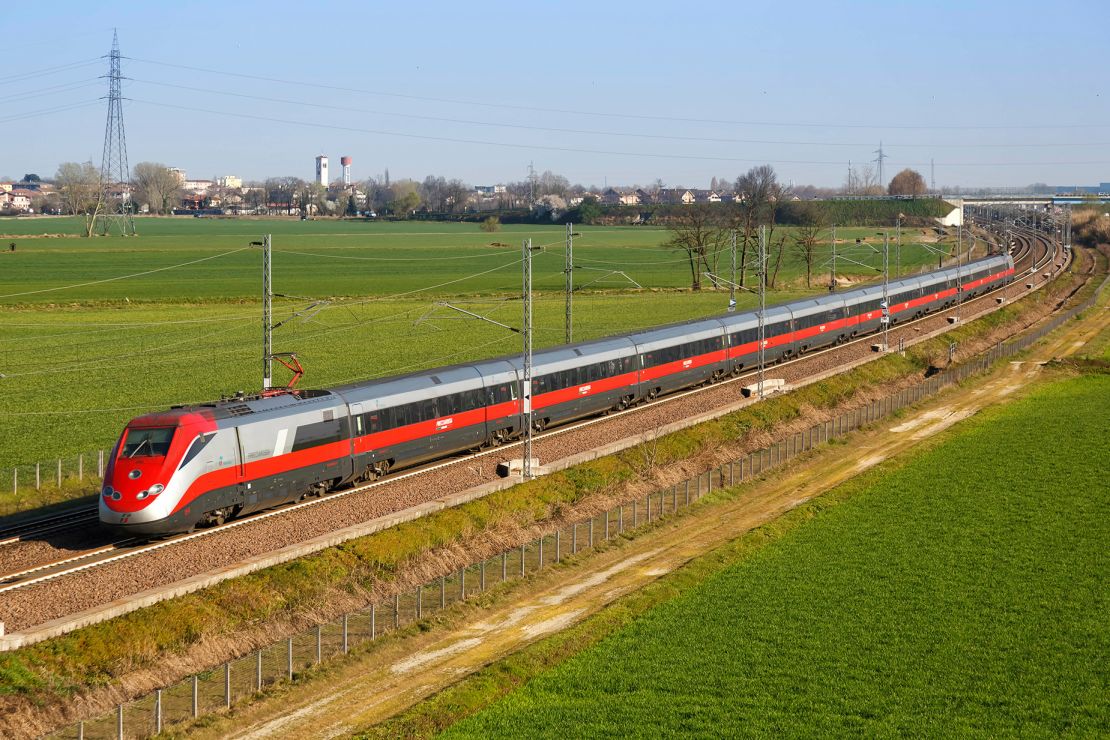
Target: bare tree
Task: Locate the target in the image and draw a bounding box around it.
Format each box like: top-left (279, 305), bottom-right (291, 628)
top-left (54, 161), bottom-right (105, 236)
top-left (664, 205), bottom-right (728, 291)
top-left (132, 162), bottom-right (182, 214)
top-left (888, 168), bottom-right (928, 196)
top-left (54, 161), bottom-right (101, 216)
top-left (792, 213), bottom-right (824, 288)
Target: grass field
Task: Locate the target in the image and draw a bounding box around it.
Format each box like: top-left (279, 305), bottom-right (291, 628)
top-left (439, 372), bottom-right (1110, 738)
top-left (0, 216), bottom-right (964, 468)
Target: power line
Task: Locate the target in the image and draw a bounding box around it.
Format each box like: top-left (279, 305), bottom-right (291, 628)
top-left (126, 77), bottom-right (1110, 150)
top-left (0, 247), bottom-right (250, 298)
top-left (0, 58), bottom-right (101, 86)
top-left (128, 97), bottom-right (1110, 168)
top-left (125, 55), bottom-right (1110, 131)
top-left (0, 100), bottom-right (101, 125)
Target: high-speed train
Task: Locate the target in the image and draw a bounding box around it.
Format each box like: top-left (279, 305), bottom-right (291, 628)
top-left (100, 254), bottom-right (1014, 535)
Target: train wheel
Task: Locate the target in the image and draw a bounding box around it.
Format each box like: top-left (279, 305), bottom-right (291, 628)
top-left (533, 418), bottom-right (548, 433)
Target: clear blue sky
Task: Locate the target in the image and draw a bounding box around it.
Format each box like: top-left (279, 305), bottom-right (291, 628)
top-left (4, 0), bottom-right (1108, 189)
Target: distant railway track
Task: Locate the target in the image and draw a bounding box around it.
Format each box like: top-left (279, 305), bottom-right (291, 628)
top-left (0, 506), bottom-right (98, 547)
top-left (0, 221), bottom-right (1060, 603)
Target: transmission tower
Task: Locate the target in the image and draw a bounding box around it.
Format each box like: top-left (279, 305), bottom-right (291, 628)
top-left (96, 29), bottom-right (136, 236)
top-left (873, 141), bottom-right (888, 191)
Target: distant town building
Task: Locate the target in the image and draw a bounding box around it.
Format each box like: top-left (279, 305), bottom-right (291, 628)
top-left (2, 189), bottom-right (34, 212)
top-left (216, 175), bottom-right (242, 189)
top-left (183, 179), bottom-right (213, 194)
top-left (474, 184), bottom-right (506, 195)
top-left (1053, 182), bottom-right (1110, 195)
top-left (168, 167), bottom-right (187, 184)
top-left (315, 155), bottom-right (329, 187)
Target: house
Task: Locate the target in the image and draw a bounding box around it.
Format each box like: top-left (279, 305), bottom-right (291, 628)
top-left (657, 188), bottom-right (696, 205)
top-left (215, 175), bottom-right (242, 189)
top-left (3, 189), bottom-right (34, 212)
top-left (635, 188), bottom-right (656, 205)
top-left (183, 179), bottom-right (213, 194)
top-left (692, 189), bottom-right (722, 204)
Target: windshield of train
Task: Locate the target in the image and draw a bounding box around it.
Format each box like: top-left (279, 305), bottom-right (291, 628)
top-left (121, 427), bottom-right (175, 458)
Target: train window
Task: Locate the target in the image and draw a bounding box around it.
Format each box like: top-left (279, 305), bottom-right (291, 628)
top-left (178, 433), bottom-right (214, 469)
top-left (291, 418), bottom-right (348, 452)
top-left (122, 427), bottom-right (175, 458)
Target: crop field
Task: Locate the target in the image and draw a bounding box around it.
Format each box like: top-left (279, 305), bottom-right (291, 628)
top-left (0, 217), bottom-right (954, 469)
top-left (441, 372), bottom-right (1110, 737)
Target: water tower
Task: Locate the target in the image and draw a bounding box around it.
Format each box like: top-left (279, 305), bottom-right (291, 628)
top-left (341, 156), bottom-right (352, 186)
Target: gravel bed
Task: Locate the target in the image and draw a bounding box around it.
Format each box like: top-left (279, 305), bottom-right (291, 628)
top-left (0, 239), bottom-right (1054, 632)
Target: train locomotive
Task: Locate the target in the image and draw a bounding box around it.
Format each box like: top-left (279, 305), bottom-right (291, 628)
top-left (100, 254), bottom-right (1014, 535)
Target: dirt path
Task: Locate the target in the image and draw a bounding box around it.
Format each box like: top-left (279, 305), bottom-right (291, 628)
top-left (188, 300), bottom-right (1107, 740)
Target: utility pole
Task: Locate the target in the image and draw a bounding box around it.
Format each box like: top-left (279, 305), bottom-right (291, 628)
top-left (930, 158), bottom-right (935, 193)
top-left (522, 238), bottom-right (534, 480)
top-left (882, 232), bottom-right (890, 352)
top-left (528, 162), bottom-right (537, 206)
top-left (956, 221), bottom-right (963, 323)
top-left (260, 234), bottom-right (273, 390)
top-left (829, 225), bottom-right (837, 292)
top-left (564, 223), bottom-right (573, 344)
top-left (895, 216), bottom-right (901, 279)
top-left (729, 229), bottom-right (737, 311)
top-left (757, 225), bottom-right (767, 399)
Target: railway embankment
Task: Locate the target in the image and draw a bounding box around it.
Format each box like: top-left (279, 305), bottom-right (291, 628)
top-left (0, 240), bottom-right (1100, 738)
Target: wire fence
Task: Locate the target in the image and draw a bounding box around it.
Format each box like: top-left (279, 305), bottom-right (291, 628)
top-left (3, 450), bottom-right (106, 504)
top-left (48, 268), bottom-right (1108, 740)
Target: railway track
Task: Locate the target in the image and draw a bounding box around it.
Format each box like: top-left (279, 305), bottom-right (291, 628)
top-left (0, 222), bottom-right (1059, 604)
top-left (0, 505), bottom-right (98, 547)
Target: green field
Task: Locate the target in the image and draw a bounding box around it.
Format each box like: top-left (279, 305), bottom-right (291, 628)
top-left (440, 373), bottom-right (1110, 738)
top-left (0, 216), bottom-right (955, 469)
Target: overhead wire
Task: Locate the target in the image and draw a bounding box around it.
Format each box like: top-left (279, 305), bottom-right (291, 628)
top-left (128, 98), bottom-right (1110, 169)
top-left (126, 77), bottom-right (1110, 149)
top-left (0, 247), bottom-right (251, 298)
top-left (125, 55), bottom-right (1110, 131)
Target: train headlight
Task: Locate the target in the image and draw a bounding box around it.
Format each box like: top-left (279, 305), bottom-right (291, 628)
top-left (149, 484), bottom-right (164, 495)
top-left (102, 486), bottom-right (113, 498)
top-left (136, 490), bottom-right (148, 500)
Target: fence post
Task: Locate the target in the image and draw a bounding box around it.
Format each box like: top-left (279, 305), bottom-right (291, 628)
top-left (225, 661), bottom-right (232, 708)
top-left (57, 458), bottom-right (62, 487)
top-left (555, 529), bottom-right (561, 562)
top-left (461, 567), bottom-right (467, 598)
top-left (632, 498), bottom-right (637, 527)
top-left (98, 449), bottom-right (104, 478)
top-left (647, 494), bottom-right (651, 521)
top-left (480, 559), bottom-right (486, 590)
top-left (343, 613), bottom-right (349, 654)
top-left (192, 674), bottom-right (199, 718)
top-left (672, 484), bottom-right (677, 511)
top-left (416, 586), bottom-right (423, 619)
top-left (538, 538), bottom-right (543, 569)
top-left (155, 688), bottom-right (163, 735)
top-left (116, 703), bottom-right (123, 740)
top-left (287, 637), bottom-right (294, 681)
top-left (521, 544), bottom-right (526, 576)
top-left (502, 552), bottom-right (507, 581)
top-left (605, 510), bottom-right (610, 539)
top-left (685, 480), bottom-right (690, 505)
top-left (441, 576), bottom-right (446, 608)
top-left (78, 453), bottom-right (83, 481)
top-left (572, 523), bottom-right (577, 554)
top-left (35, 463), bottom-right (40, 491)
top-left (589, 517), bottom-right (594, 548)
top-left (371, 603), bottom-right (376, 639)
top-left (618, 504), bottom-right (624, 533)
top-left (394, 593), bottom-right (399, 629)
top-left (256, 649), bottom-right (263, 691)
